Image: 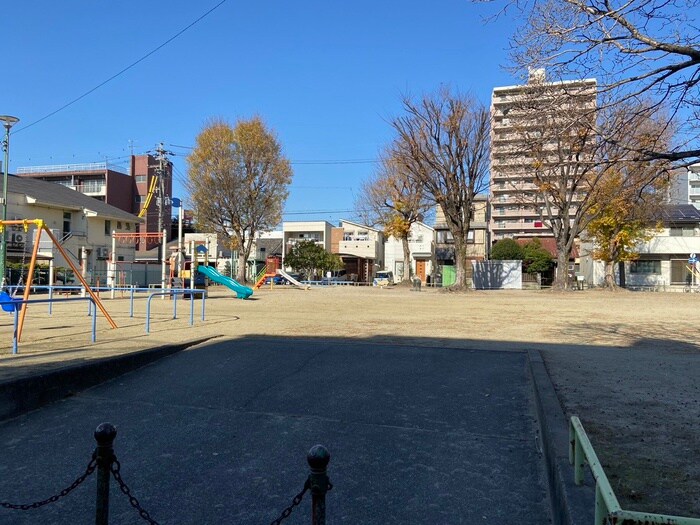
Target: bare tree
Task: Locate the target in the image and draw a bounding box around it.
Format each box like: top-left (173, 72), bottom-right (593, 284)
top-left (356, 151), bottom-right (431, 283)
top-left (502, 0), bottom-right (700, 163)
top-left (187, 117), bottom-right (292, 282)
top-left (390, 88), bottom-right (490, 289)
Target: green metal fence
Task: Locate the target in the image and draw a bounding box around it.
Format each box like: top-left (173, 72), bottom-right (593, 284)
top-left (569, 416), bottom-right (700, 525)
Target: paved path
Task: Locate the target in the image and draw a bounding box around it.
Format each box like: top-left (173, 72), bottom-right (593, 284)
top-left (0, 337), bottom-right (550, 524)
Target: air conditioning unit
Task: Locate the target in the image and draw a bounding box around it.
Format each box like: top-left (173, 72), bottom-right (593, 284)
top-left (96, 247), bottom-right (109, 260)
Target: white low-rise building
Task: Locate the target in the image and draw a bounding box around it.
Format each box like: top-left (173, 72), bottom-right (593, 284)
top-left (5, 175), bottom-right (140, 285)
top-left (580, 204), bottom-right (700, 290)
top-left (384, 222), bottom-right (435, 283)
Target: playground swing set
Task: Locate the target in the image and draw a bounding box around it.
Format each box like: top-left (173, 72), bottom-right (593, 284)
top-left (0, 219), bottom-right (117, 343)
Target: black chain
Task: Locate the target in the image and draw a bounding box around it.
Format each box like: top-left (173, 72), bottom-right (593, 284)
top-left (0, 457), bottom-right (97, 511)
top-left (110, 458), bottom-right (160, 525)
top-left (269, 479), bottom-right (310, 525)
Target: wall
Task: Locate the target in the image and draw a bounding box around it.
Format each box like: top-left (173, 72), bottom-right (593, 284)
top-left (471, 260), bottom-right (522, 289)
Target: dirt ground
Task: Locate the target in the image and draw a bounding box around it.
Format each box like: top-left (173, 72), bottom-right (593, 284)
top-left (2, 284), bottom-right (699, 517)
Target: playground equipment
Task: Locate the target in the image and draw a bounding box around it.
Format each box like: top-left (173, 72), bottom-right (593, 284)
top-left (198, 265), bottom-right (253, 299)
top-left (0, 219), bottom-right (117, 341)
top-left (253, 255), bottom-right (308, 290)
top-left (685, 263), bottom-right (700, 292)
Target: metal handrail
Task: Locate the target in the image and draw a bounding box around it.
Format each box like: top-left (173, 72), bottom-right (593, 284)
top-left (569, 416), bottom-right (700, 525)
top-left (145, 289), bottom-right (206, 334)
top-left (1, 296), bottom-right (97, 355)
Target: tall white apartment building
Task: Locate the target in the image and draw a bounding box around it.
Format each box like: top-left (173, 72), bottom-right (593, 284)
top-left (490, 70), bottom-right (597, 241)
top-left (669, 163), bottom-right (700, 208)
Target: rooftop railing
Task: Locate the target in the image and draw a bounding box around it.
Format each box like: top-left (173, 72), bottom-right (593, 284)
top-left (16, 162), bottom-right (121, 174)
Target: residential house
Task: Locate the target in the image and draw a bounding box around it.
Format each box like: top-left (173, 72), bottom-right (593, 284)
top-left (384, 222), bottom-right (434, 283)
top-left (283, 221), bottom-right (334, 257)
top-left (579, 204), bottom-right (700, 290)
top-left (334, 220), bottom-right (383, 283)
top-left (5, 175), bottom-right (140, 284)
top-left (434, 196), bottom-right (489, 286)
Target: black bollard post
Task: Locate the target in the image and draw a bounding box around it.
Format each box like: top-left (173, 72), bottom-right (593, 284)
top-left (94, 423), bottom-right (117, 525)
top-left (307, 445), bottom-right (330, 525)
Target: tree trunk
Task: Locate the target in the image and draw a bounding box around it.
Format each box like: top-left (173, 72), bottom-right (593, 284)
top-left (603, 261), bottom-right (616, 289)
top-left (554, 249), bottom-right (570, 290)
top-left (453, 238), bottom-right (470, 289)
top-left (401, 236), bottom-right (412, 282)
top-left (236, 251), bottom-right (247, 283)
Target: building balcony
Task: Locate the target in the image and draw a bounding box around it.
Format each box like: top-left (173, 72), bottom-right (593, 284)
top-left (338, 240), bottom-right (378, 259)
top-left (75, 183), bottom-right (107, 196)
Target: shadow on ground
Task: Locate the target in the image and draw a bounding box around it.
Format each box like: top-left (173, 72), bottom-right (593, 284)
top-left (0, 333), bottom-right (698, 523)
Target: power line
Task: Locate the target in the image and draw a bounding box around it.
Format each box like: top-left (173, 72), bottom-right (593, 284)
top-left (168, 145), bottom-right (379, 165)
top-left (283, 209), bottom-right (362, 216)
top-left (14, 0), bottom-right (229, 135)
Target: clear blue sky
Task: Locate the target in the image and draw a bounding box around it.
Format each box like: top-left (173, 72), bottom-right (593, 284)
top-left (4, 1), bottom-right (518, 224)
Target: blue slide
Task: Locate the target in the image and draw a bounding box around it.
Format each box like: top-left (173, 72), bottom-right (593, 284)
top-left (198, 265), bottom-right (254, 299)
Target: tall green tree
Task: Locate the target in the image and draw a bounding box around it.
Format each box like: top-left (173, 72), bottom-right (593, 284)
top-left (357, 151), bottom-right (431, 283)
top-left (187, 117), bottom-right (292, 282)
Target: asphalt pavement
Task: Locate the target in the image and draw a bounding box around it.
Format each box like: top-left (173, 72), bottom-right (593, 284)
top-left (0, 337), bottom-right (551, 524)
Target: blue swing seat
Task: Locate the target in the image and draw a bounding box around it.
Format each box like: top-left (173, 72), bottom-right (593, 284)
top-left (0, 291), bottom-right (22, 312)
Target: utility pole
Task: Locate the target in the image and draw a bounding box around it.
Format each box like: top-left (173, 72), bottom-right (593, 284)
top-left (153, 142), bottom-right (173, 265)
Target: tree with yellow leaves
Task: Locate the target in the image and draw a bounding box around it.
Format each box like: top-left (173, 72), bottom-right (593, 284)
top-left (584, 107), bottom-right (672, 288)
top-left (356, 151), bottom-right (431, 283)
top-left (187, 117), bottom-right (292, 282)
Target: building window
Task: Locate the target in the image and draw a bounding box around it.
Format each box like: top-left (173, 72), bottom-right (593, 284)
top-left (630, 260), bottom-right (661, 274)
top-left (63, 212), bottom-right (72, 235)
top-left (498, 208), bottom-right (506, 216)
top-left (105, 220), bottom-right (111, 236)
top-left (671, 259), bottom-right (691, 284)
top-left (436, 230), bottom-right (454, 244)
top-left (117, 221), bottom-right (122, 230)
top-left (467, 231), bottom-right (475, 244)
top-left (126, 222), bottom-right (131, 231)
top-left (135, 175), bottom-right (147, 184)
top-left (669, 227), bottom-right (696, 237)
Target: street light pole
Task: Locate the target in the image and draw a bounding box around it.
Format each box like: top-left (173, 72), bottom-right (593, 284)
top-left (0, 115), bottom-right (19, 288)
